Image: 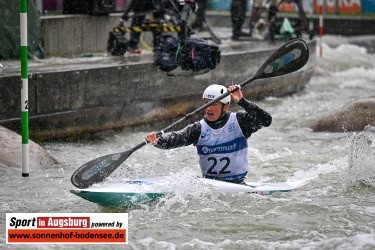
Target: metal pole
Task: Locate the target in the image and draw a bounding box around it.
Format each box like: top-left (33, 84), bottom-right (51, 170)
top-left (319, 0), bottom-right (324, 58)
top-left (20, 0), bottom-right (29, 177)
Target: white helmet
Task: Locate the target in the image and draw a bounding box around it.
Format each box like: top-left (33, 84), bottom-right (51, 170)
top-left (202, 84), bottom-right (231, 104)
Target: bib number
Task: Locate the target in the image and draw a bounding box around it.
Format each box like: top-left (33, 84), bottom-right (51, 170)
top-left (207, 157), bottom-right (231, 175)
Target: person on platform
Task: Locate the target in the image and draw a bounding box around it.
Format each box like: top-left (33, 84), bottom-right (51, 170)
top-left (191, 0), bottom-right (208, 30)
top-left (230, 0), bottom-right (252, 40)
top-left (119, 0), bottom-right (164, 53)
top-left (145, 84), bottom-right (272, 183)
top-left (249, 0), bottom-right (277, 37)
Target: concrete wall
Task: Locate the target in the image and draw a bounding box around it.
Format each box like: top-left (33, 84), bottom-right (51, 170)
top-left (0, 40), bottom-right (316, 140)
top-left (41, 13), bottom-right (374, 56)
top-left (42, 14), bottom-right (120, 56)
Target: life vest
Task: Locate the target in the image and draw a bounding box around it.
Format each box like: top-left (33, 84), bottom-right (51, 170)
top-left (196, 113), bottom-right (249, 182)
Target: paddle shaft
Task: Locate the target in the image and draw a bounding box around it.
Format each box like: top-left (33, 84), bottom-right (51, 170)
top-left (128, 76), bottom-right (257, 155)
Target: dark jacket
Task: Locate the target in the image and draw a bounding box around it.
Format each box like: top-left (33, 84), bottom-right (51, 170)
top-left (155, 98), bottom-right (272, 149)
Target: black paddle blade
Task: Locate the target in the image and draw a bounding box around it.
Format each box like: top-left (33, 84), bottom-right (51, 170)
top-left (253, 39), bottom-right (310, 81)
top-left (71, 141), bottom-right (147, 189)
top-left (71, 151), bottom-right (130, 189)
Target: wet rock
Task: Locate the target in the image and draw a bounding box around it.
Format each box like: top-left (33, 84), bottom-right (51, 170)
top-left (310, 98), bottom-right (375, 132)
top-left (0, 126), bottom-right (58, 168)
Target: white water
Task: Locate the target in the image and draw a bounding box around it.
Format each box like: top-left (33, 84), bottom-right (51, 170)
top-left (1, 37), bottom-right (375, 249)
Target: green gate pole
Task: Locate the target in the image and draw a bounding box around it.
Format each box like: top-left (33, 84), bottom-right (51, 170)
top-left (20, 0), bottom-right (29, 177)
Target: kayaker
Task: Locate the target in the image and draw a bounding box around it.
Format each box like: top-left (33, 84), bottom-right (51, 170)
top-left (145, 84), bottom-right (272, 183)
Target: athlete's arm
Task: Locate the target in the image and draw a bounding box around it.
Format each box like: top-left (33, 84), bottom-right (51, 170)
top-left (153, 122), bottom-right (202, 149)
top-left (236, 98), bottom-right (272, 138)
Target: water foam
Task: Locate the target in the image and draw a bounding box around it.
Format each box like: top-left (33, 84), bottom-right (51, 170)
top-left (318, 42), bottom-right (375, 72)
top-left (346, 133), bottom-right (375, 186)
top-left (136, 233), bottom-right (375, 250)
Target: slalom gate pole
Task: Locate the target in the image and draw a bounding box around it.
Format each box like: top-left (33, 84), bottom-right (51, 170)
top-left (20, 0), bottom-right (29, 177)
top-left (319, 5), bottom-right (324, 58)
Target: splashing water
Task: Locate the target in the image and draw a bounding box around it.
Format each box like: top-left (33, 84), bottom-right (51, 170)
top-left (347, 132), bottom-right (375, 186)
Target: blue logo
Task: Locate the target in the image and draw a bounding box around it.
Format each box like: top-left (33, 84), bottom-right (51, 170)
top-left (201, 129), bottom-right (211, 139)
top-left (228, 123), bottom-right (235, 133)
top-left (201, 143), bottom-right (237, 154)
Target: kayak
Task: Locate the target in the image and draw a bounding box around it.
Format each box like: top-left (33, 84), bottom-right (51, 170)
top-left (70, 176), bottom-right (306, 208)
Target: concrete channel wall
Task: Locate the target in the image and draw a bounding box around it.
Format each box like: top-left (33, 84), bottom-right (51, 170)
top-left (40, 13), bottom-right (374, 57)
top-left (0, 40), bottom-right (317, 140)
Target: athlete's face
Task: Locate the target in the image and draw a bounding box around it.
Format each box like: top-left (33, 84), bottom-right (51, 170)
top-left (204, 99), bottom-right (229, 122)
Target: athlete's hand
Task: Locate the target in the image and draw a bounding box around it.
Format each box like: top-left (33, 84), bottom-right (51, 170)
top-left (227, 85), bottom-right (243, 104)
top-left (145, 132), bottom-right (159, 145)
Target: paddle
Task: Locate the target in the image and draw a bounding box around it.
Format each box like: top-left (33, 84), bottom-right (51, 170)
top-left (71, 38), bottom-right (310, 189)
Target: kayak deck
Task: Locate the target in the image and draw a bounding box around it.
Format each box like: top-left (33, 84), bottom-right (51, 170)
top-left (70, 190), bottom-right (165, 207)
top-left (71, 176), bottom-right (305, 208)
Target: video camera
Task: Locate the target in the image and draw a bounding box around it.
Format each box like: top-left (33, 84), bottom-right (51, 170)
top-left (107, 0), bottom-right (220, 76)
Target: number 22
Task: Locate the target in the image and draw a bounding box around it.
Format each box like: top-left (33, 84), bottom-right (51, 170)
top-left (207, 157), bottom-right (231, 175)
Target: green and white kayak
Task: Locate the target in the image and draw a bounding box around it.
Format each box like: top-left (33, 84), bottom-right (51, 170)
top-left (71, 176), bottom-right (306, 208)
